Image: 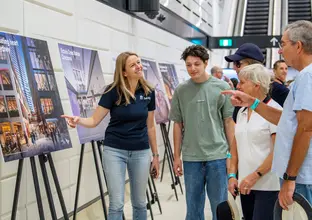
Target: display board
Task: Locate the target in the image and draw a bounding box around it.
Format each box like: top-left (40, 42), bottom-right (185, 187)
top-left (58, 44), bottom-right (110, 144)
top-left (141, 59), bottom-right (170, 124)
top-left (158, 63), bottom-right (179, 103)
top-left (0, 33), bottom-right (72, 162)
top-left (175, 64), bottom-right (190, 83)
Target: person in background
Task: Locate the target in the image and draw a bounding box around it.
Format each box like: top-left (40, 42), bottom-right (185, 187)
top-left (170, 45), bottom-right (235, 220)
top-left (62, 52), bottom-right (160, 220)
top-left (211, 65), bottom-right (224, 79)
top-left (211, 65), bottom-right (234, 89)
top-left (222, 20), bottom-right (312, 209)
top-left (270, 60), bottom-right (289, 107)
top-left (228, 64), bottom-right (281, 220)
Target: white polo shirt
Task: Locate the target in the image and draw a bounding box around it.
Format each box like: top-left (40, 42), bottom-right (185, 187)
top-left (235, 99), bottom-right (282, 191)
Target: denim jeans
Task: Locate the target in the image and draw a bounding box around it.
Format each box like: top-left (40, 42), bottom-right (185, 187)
top-left (280, 179), bottom-right (312, 205)
top-left (240, 190), bottom-right (278, 220)
top-left (102, 146), bottom-right (151, 220)
top-left (183, 159), bottom-right (228, 220)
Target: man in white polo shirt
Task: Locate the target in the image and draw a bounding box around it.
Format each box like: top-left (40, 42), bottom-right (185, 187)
top-left (222, 20), bottom-right (312, 210)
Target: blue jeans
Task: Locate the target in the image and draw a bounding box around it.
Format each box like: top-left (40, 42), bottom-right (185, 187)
top-left (102, 146), bottom-right (151, 220)
top-left (280, 179), bottom-right (312, 205)
top-left (183, 159), bottom-right (228, 220)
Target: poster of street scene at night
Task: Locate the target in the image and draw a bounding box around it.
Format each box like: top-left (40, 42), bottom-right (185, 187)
top-left (58, 44), bottom-right (109, 144)
top-left (0, 32), bottom-right (72, 162)
top-left (141, 59), bottom-right (170, 124)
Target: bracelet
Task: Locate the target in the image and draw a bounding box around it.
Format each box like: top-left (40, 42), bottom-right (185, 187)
top-left (256, 171), bottom-right (263, 177)
top-left (227, 173), bottom-right (237, 180)
top-left (226, 152), bottom-right (232, 159)
top-left (250, 98), bottom-right (260, 110)
top-left (152, 153), bottom-right (159, 157)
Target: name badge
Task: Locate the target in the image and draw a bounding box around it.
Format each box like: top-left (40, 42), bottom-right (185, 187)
top-left (140, 95), bottom-right (151, 100)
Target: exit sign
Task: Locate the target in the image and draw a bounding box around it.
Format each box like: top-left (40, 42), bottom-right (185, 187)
top-left (209, 35), bottom-right (282, 49)
top-left (219, 39), bottom-right (233, 47)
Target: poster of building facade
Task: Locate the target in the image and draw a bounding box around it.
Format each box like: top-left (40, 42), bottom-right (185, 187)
top-left (158, 63), bottom-right (179, 103)
top-left (141, 59), bottom-right (169, 124)
top-left (175, 64), bottom-right (190, 83)
top-left (0, 32), bottom-right (72, 162)
top-left (58, 44), bottom-right (109, 144)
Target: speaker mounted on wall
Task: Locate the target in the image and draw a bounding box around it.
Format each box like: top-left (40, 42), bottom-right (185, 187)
top-left (127, 0), bottom-right (160, 12)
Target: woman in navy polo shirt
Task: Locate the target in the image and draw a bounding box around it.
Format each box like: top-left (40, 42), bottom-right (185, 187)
top-left (62, 52), bottom-right (159, 220)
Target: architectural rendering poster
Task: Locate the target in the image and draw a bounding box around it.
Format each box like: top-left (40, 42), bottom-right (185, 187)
top-left (0, 32), bottom-right (72, 162)
top-left (175, 64), bottom-right (190, 83)
top-left (58, 44), bottom-right (109, 144)
top-left (158, 63), bottom-right (179, 103)
top-left (141, 59), bottom-right (169, 124)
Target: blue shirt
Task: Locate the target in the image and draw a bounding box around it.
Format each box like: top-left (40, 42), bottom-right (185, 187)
top-left (98, 85), bottom-right (155, 151)
top-left (272, 63), bottom-right (312, 184)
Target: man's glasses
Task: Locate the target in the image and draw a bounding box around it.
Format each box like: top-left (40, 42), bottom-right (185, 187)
top-left (278, 40), bottom-right (295, 49)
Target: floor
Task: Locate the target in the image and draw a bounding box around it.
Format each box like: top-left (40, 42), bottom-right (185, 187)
top-left (71, 162), bottom-right (243, 220)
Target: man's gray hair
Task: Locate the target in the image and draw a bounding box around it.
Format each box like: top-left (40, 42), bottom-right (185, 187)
top-left (285, 20), bottom-right (312, 54)
top-left (239, 64), bottom-right (273, 95)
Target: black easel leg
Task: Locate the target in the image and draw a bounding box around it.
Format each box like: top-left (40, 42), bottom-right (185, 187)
top-left (160, 148), bottom-right (166, 182)
top-left (47, 153), bottom-right (69, 220)
top-left (92, 141), bottom-right (108, 219)
top-left (97, 141), bottom-right (126, 220)
top-left (163, 124), bottom-right (184, 195)
top-left (146, 190), bottom-right (154, 220)
top-left (148, 178), bottom-right (155, 204)
top-left (73, 144), bottom-right (85, 220)
top-left (150, 175), bottom-right (162, 214)
top-left (160, 124), bottom-right (178, 201)
top-left (30, 157), bottom-right (45, 220)
top-left (38, 154), bottom-right (57, 220)
top-left (11, 159), bottom-right (23, 220)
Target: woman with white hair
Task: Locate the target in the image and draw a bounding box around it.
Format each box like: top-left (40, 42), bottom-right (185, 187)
top-left (227, 64), bottom-right (282, 220)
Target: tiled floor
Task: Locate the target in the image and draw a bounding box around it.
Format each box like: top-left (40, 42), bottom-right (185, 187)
top-left (72, 162), bottom-right (243, 220)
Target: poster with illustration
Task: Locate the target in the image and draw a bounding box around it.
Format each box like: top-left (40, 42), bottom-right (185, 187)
top-left (141, 59), bottom-right (170, 124)
top-left (175, 64), bottom-right (190, 83)
top-left (58, 44), bottom-right (110, 144)
top-left (158, 63), bottom-right (179, 103)
top-left (0, 32), bottom-right (72, 162)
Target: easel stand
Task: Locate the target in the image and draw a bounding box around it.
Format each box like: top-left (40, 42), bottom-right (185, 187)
top-left (73, 140), bottom-right (126, 220)
top-left (159, 122), bottom-right (183, 201)
top-left (73, 140), bottom-right (108, 220)
top-left (146, 172), bottom-right (162, 220)
top-left (11, 154), bottom-right (69, 220)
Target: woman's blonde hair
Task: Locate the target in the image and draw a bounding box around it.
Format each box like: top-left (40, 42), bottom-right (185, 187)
top-left (239, 64), bottom-right (272, 95)
top-left (105, 52), bottom-right (153, 105)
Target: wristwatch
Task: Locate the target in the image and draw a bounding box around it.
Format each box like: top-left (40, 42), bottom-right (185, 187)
top-left (283, 173), bottom-right (297, 181)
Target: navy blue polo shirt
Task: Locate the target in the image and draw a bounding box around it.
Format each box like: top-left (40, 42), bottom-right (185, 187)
top-left (98, 85), bottom-right (155, 151)
top-left (271, 81), bottom-right (289, 107)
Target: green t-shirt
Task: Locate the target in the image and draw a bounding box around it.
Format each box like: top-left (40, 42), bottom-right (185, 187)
top-left (169, 76), bottom-right (234, 161)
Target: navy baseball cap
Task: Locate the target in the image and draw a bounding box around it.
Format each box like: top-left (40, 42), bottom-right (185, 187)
top-left (224, 43), bottom-right (264, 63)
